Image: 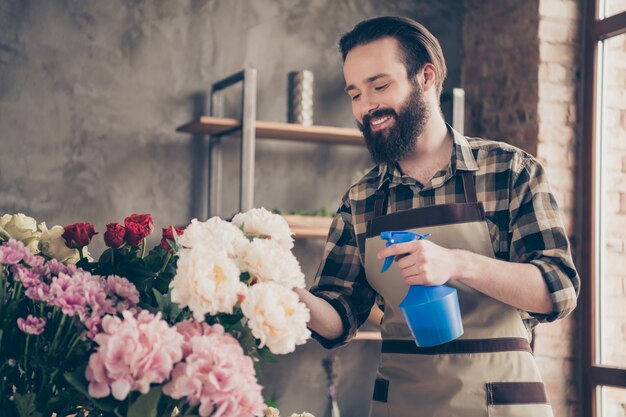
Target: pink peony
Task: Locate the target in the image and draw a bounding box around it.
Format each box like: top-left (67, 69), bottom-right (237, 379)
top-left (163, 324), bottom-right (265, 417)
top-left (17, 315), bottom-right (46, 335)
top-left (85, 310), bottom-right (184, 400)
top-left (174, 320), bottom-right (224, 358)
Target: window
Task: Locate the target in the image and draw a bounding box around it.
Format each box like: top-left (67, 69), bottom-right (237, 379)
top-left (582, 1), bottom-right (626, 416)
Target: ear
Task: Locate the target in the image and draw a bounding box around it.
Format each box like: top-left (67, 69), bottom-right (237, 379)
top-left (420, 63), bottom-right (437, 93)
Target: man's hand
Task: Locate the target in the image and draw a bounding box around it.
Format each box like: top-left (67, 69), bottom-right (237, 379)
top-left (377, 239), bottom-right (460, 286)
top-left (378, 239), bottom-right (553, 314)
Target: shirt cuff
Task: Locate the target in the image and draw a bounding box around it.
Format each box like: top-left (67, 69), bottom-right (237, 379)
top-left (528, 258), bottom-right (578, 322)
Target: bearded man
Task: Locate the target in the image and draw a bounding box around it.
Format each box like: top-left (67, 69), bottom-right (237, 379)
top-left (295, 16), bottom-right (580, 417)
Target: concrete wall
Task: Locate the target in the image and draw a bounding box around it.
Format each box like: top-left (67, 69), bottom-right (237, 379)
top-left (0, 1), bottom-right (463, 415)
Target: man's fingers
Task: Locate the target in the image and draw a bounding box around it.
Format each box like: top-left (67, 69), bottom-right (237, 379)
top-left (377, 240), bottom-right (418, 259)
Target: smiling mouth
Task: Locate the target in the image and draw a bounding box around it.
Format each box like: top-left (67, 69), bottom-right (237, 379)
top-left (368, 115), bottom-right (394, 132)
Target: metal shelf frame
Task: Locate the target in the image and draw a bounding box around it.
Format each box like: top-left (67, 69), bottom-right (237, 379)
top-left (208, 68), bottom-right (257, 218)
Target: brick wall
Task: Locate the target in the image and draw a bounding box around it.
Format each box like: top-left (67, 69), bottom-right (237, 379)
top-left (463, 1), bottom-right (582, 416)
top-left (462, 0), bottom-right (540, 155)
top-left (534, 2), bottom-right (582, 417)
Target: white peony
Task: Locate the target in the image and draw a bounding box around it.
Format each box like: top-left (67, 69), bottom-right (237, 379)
top-left (232, 207), bottom-right (294, 250)
top-left (241, 282), bottom-right (311, 354)
top-left (264, 407), bottom-right (281, 417)
top-left (240, 238), bottom-right (305, 289)
top-left (170, 249), bottom-right (246, 321)
top-left (264, 408), bottom-right (316, 417)
top-left (179, 217), bottom-right (249, 258)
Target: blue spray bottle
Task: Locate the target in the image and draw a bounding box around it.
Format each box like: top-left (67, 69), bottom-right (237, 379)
top-left (380, 231), bottom-right (464, 347)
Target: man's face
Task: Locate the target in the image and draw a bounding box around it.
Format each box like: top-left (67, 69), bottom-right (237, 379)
top-left (343, 37), bottom-right (430, 164)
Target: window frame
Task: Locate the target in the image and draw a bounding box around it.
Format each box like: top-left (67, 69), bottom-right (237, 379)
top-left (581, 2), bottom-right (626, 416)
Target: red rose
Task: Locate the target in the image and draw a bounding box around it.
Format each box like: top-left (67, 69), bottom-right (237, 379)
top-left (161, 226), bottom-right (185, 251)
top-left (125, 222), bottom-right (147, 246)
top-left (104, 223), bottom-right (126, 248)
top-left (124, 213), bottom-right (154, 246)
top-left (62, 222), bottom-right (97, 249)
top-left (124, 214), bottom-right (154, 234)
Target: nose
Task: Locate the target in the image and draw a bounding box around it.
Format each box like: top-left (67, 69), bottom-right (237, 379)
top-left (358, 94), bottom-right (379, 121)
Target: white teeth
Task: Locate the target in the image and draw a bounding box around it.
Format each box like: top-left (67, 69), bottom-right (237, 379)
top-left (371, 116), bottom-right (390, 126)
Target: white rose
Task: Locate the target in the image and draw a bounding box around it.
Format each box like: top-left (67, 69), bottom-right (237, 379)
top-left (289, 414), bottom-right (315, 417)
top-left (232, 207), bottom-right (294, 250)
top-left (170, 249), bottom-right (246, 321)
top-left (241, 282), bottom-right (311, 354)
top-left (1, 213), bottom-right (40, 253)
top-left (240, 238), bottom-right (305, 289)
top-left (38, 222), bottom-right (81, 264)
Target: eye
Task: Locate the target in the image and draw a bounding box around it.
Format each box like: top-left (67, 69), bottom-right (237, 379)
top-left (350, 93), bottom-right (361, 101)
top-left (374, 83), bottom-right (389, 91)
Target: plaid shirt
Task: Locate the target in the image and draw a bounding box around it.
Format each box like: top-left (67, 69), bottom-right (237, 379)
top-left (310, 127), bottom-right (580, 348)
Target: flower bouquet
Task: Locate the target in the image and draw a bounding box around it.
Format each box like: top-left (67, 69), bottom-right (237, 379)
top-left (0, 209), bottom-right (314, 417)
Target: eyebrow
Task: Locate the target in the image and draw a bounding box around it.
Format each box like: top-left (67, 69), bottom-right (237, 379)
top-left (344, 73), bottom-right (390, 93)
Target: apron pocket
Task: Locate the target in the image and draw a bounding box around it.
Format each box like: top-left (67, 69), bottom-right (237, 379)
top-left (486, 382), bottom-right (553, 417)
top-left (369, 378), bottom-right (390, 417)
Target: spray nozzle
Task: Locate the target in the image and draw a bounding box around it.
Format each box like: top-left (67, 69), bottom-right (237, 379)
top-left (380, 231), bottom-right (431, 273)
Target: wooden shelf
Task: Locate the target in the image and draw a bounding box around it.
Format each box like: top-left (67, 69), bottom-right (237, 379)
top-left (354, 331), bottom-right (382, 341)
top-left (283, 214), bottom-right (332, 240)
top-left (177, 116), bottom-right (364, 146)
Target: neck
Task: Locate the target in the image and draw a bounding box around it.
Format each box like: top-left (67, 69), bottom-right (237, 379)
top-left (397, 109), bottom-right (452, 176)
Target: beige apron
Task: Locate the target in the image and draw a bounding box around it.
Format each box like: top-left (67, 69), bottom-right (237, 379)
top-left (363, 170), bottom-right (553, 417)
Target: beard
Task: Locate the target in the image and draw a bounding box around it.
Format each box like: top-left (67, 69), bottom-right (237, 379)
top-left (357, 82), bottom-right (430, 165)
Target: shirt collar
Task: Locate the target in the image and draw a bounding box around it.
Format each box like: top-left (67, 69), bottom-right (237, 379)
top-left (375, 124), bottom-right (479, 190)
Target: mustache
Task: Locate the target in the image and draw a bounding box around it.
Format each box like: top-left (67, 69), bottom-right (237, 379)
top-left (361, 108), bottom-right (397, 128)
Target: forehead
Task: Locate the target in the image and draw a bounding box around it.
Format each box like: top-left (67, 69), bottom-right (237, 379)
top-left (343, 37), bottom-right (407, 85)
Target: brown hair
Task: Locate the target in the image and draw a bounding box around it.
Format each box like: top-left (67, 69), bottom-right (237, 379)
top-left (339, 16), bottom-right (447, 96)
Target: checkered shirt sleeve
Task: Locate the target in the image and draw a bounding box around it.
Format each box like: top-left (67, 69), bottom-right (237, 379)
top-left (508, 156), bottom-right (580, 322)
top-left (309, 194), bottom-right (377, 348)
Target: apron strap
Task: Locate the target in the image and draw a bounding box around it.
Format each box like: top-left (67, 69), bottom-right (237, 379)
top-left (374, 188), bottom-right (387, 218)
top-left (381, 337), bottom-right (531, 355)
top-left (374, 170), bottom-right (478, 219)
top-left (461, 170), bottom-right (478, 203)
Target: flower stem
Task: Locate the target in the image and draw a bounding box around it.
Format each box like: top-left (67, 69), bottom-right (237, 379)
top-left (159, 252), bottom-right (172, 274)
top-left (24, 335), bottom-right (30, 374)
top-left (0, 266), bottom-right (5, 321)
top-left (64, 331), bottom-right (85, 362)
top-left (49, 314), bottom-right (67, 355)
top-left (79, 247), bottom-right (85, 261)
top-left (141, 239), bottom-right (146, 258)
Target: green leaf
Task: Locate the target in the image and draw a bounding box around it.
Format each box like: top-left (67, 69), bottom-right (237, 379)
top-left (13, 392), bottom-right (42, 417)
top-left (144, 248), bottom-right (165, 272)
top-left (257, 346), bottom-right (278, 363)
top-left (64, 366), bottom-right (119, 412)
top-left (152, 289), bottom-right (181, 322)
top-left (127, 386), bottom-right (162, 417)
top-left (152, 288), bottom-right (167, 311)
